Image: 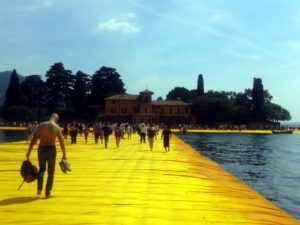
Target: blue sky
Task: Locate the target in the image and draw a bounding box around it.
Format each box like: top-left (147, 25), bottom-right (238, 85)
top-left (1, 0), bottom-right (300, 121)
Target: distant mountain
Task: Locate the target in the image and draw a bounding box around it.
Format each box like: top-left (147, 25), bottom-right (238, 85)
top-left (0, 71), bottom-right (25, 106)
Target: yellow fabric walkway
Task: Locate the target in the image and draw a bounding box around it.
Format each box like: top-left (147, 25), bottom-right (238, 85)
top-left (0, 133), bottom-right (299, 225)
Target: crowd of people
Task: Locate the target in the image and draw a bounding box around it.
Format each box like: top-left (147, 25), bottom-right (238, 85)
top-left (23, 116), bottom-right (172, 198)
top-left (24, 120), bottom-right (173, 152)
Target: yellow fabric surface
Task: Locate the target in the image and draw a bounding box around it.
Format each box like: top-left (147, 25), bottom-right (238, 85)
top-left (0, 133), bottom-right (299, 225)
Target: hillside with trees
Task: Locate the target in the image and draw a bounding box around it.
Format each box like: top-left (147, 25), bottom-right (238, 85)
top-left (0, 66), bottom-right (291, 123)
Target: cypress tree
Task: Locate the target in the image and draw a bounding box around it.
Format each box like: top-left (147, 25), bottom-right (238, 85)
top-left (196, 74), bottom-right (204, 96)
top-left (72, 71), bottom-right (90, 118)
top-left (251, 77), bottom-right (265, 121)
top-left (3, 69), bottom-right (23, 108)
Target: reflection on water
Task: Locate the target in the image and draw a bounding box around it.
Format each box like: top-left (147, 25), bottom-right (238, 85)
top-left (179, 133), bottom-right (300, 220)
top-left (0, 130), bottom-right (26, 143)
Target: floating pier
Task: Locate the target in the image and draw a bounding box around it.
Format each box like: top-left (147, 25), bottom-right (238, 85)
top-left (0, 132), bottom-right (299, 225)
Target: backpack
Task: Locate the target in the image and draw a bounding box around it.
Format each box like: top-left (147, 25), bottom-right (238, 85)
top-left (18, 160), bottom-right (38, 190)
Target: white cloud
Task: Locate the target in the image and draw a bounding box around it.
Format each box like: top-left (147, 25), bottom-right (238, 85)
top-left (97, 19), bottom-right (140, 33)
top-left (126, 12), bottom-right (136, 18)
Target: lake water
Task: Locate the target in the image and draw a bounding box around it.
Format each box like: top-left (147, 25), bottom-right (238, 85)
top-left (179, 133), bottom-right (300, 220)
top-left (0, 130), bottom-right (27, 143)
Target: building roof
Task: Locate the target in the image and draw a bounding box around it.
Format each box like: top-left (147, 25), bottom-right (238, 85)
top-left (152, 100), bottom-right (189, 106)
top-left (139, 89), bottom-right (154, 94)
top-left (105, 94), bottom-right (139, 100)
top-left (105, 94), bottom-right (189, 105)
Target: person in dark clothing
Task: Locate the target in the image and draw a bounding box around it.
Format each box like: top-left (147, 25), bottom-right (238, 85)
top-left (161, 126), bottom-right (172, 152)
top-left (69, 121), bottom-right (78, 144)
top-left (114, 123), bottom-right (122, 148)
top-left (93, 122), bottom-right (103, 144)
top-left (102, 123), bottom-right (111, 148)
top-left (140, 123), bottom-right (146, 144)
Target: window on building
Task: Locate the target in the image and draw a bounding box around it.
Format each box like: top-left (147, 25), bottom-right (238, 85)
top-left (121, 108), bottom-right (127, 113)
top-left (169, 107), bottom-right (172, 114)
top-left (145, 107), bottom-right (148, 113)
top-left (161, 107), bottom-right (164, 114)
top-left (185, 107), bottom-right (189, 114)
top-left (111, 107), bottom-right (117, 113)
top-left (112, 100), bottom-right (116, 104)
top-left (177, 108), bottom-right (180, 114)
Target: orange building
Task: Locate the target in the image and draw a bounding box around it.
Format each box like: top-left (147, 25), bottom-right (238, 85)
top-left (103, 89), bottom-right (195, 124)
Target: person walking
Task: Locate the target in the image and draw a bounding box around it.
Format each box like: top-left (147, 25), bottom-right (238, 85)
top-left (147, 124), bottom-right (156, 151)
top-left (93, 122), bottom-right (103, 144)
top-left (161, 125), bottom-right (172, 152)
top-left (84, 124), bottom-right (90, 144)
top-left (63, 123), bottom-right (68, 140)
top-left (140, 123), bottom-right (147, 144)
top-left (26, 113), bottom-right (67, 198)
top-left (127, 124), bottom-right (132, 139)
top-left (102, 123), bottom-right (111, 149)
top-left (114, 123), bottom-right (122, 148)
top-left (69, 121), bottom-right (78, 144)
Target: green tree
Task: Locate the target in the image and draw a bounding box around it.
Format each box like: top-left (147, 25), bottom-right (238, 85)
top-left (20, 75), bottom-right (46, 121)
top-left (2, 69), bottom-right (25, 117)
top-left (206, 90), bottom-right (237, 99)
top-left (264, 90), bottom-right (273, 103)
top-left (264, 102), bottom-right (291, 122)
top-left (233, 89), bottom-right (252, 123)
top-left (192, 96), bottom-right (235, 123)
top-left (89, 66), bottom-right (125, 112)
top-left (196, 74), bottom-right (204, 96)
top-left (166, 87), bottom-right (191, 102)
top-left (21, 75), bottom-right (45, 108)
top-left (3, 69), bottom-right (23, 107)
top-left (6, 106), bottom-right (33, 121)
top-left (72, 71), bottom-right (90, 118)
top-left (45, 62), bottom-right (74, 114)
top-left (251, 77), bottom-right (265, 121)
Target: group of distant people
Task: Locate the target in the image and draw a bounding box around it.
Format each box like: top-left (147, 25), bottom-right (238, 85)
top-left (59, 121), bottom-right (172, 152)
top-left (25, 121), bottom-right (39, 142)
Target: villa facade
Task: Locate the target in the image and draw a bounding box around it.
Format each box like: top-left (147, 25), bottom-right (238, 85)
top-left (102, 89), bottom-right (195, 125)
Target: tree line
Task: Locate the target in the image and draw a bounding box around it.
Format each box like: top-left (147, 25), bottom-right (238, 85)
top-left (1, 62), bottom-right (125, 121)
top-left (1, 63), bottom-right (291, 123)
top-left (166, 74), bottom-right (291, 123)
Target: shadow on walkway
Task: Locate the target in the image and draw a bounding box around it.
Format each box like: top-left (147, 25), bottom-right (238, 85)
top-left (0, 197), bottom-right (40, 206)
